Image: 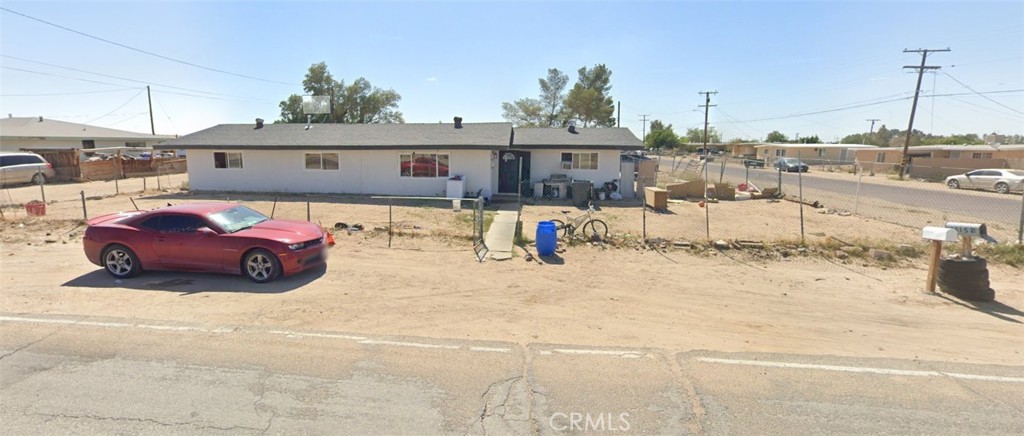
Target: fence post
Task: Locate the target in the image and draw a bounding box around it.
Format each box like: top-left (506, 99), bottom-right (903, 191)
top-left (80, 190), bottom-right (87, 220)
top-left (704, 159), bottom-right (710, 241)
top-left (854, 173), bottom-right (863, 214)
top-left (143, 177), bottom-right (147, 192)
top-left (388, 198), bottom-right (393, 248)
top-left (37, 168), bottom-right (46, 204)
top-left (718, 157), bottom-right (726, 185)
top-left (798, 151), bottom-right (805, 244)
top-left (1018, 188), bottom-right (1023, 244)
top-left (642, 200), bottom-right (647, 241)
top-left (115, 178), bottom-right (120, 195)
top-left (777, 167), bottom-right (782, 196)
top-left (306, 201), bottom-right (311, 222)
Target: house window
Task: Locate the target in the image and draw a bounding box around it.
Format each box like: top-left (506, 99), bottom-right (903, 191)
top-left (972, 152), bottom-right (993, 159)
top-left (214, 152), bottom-right (243, 169)
top-left (560, 152), bottom-right (599, 170)
top-left (305, 153), bottom-right (339, 170)
top-left (817, 149), bottom-right (826, 157)
top-left (775, 149), bottom-right (786, 157)
top-left (400, 153), bottom-right (449, 178)
top-left (82, 140), bottom-right (95, 149)
top-left (949, 151), bottom-right (961, 159)
top-left (875, 152), bottom-right (886, 163)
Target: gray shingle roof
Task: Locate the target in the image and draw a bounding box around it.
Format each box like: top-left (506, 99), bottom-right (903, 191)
top-left (155, 122), bottom-right (514, 150)
top-left (0, 117), bottom-right (175, 141)
top-left (512, 127), bottom-right (643, 150)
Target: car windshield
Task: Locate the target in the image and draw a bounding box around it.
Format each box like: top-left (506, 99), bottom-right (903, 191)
top-left (208, 205), bottom-right (269, 233)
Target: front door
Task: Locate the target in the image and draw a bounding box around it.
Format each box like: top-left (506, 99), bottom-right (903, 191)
top-left (498, 151), bottom-right (530, 194)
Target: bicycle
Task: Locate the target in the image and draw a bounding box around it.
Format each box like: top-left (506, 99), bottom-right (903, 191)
top-left (550, 202), bottom-right (608, 239)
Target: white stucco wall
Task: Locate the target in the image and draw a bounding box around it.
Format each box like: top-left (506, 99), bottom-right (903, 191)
top-left (527, 149), bottom-right (623, 186)
top-left (1, 138), bottom-right (164, 152)
top-left (186, 149), bottom-right (496, 197)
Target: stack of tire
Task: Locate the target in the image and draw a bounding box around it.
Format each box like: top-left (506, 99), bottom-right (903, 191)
top-left (937, 257), bottom-right (995, 302)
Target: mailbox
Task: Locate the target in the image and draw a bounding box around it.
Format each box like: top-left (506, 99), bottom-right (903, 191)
top-left (944, 222), bottom-right (996, 243)
top-left (922, 226), bottom-right (958, 242)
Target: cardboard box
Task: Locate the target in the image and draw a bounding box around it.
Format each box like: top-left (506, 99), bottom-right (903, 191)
top-left (645, 187), bottom-right (668, 210)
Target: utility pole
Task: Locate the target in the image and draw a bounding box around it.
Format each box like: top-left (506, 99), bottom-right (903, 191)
top-left (866, 118), bottom-right (880, 144)
top-left (146, 85), bottom-right (155, 135)
top-left (639, 114), bottom-right (650, 142)
top-left (898, 48), bottom-right (949, 179)
top-left (698, 91), bottom-right (717, 241)
top-left (698, 91), bottom-right (717, 151)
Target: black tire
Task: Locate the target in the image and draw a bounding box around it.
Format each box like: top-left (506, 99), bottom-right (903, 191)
top-left (31, 173), bottom-right (46, 185)
top-left (994, 182), bottom-right (1010, 194)
top-left (101, 244), bottom-right (142, 279)
top-left (582, 219), bottom-right (608, 239)
top-left (242, 249), bottom-right (282, 283)
top-left (550, 219), bottom-right (568, 238)
top-left (937, 257), bottom-right (986, 272)
top-left (947, 179), bottom-right (960, 189)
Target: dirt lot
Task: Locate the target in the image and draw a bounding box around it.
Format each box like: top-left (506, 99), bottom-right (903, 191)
top-left (1, 215), bottom-right (1022, 366)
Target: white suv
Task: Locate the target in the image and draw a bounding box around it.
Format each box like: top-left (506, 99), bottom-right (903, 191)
top-left (0, 152), bottom-right (58, 186)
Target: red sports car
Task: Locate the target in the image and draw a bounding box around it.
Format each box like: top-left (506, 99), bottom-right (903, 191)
top-left (83, 203), bottom-right (327, 283)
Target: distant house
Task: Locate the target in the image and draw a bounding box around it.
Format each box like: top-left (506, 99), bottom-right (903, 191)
top-left (0, 116), bottom-right (174, 155)
top-left (153, 119), bottom-right (643, 198)
top-left (754, 143), bottom-right (877, 165)
top-left (854, 144), bottom-right (1024, 179)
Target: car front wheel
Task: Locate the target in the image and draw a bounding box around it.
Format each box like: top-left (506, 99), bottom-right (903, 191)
top-left (243, 249), bottom-right (282, 283)
top-left (102, 244), bottom-right (141, 279)
top-left (947, 179), bottom-right (960, 189)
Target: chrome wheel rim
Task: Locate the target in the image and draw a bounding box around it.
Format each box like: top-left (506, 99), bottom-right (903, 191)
top-left (996, 184), bottom-right (1008, 194)
top-left (246, 254), bottom-right (273, 280)
top-left (105, 249), bottom-right (132, 276)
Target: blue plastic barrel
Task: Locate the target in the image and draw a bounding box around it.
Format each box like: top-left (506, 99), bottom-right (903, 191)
top-left (536, 221), bottom-right (558, 256)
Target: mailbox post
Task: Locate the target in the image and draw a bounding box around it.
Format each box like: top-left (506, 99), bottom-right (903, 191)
top-left (944, 222), bottom-right (996, 260)
top-left (922, 226), bottom-right (958, 293)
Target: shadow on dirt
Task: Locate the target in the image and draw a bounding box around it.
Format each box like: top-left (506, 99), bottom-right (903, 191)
top-left (936, 292), bottom-right (1024, 324)
top-left (62, 264), bottom-right (326, 295)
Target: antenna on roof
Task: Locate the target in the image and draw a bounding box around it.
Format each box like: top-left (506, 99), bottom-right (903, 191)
top-left (305, 114), bottom-right (312, 130)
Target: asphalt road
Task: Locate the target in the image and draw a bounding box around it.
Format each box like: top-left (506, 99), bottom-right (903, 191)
top-left (657, 156), bottom-right (1024, 230)
top-left (3, 314), bottom-right (1022, 434)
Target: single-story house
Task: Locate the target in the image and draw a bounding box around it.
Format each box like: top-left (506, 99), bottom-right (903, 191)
top-left (0, 116), bottom-right (175, 157)
top-left (152, 119), bottom-right (643, 198)
top-left (854, 144), bottom-right (1024, 179)
top-left (754, 143), bottom-right (877, 165)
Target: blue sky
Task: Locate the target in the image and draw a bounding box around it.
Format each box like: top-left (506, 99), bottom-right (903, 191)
top-left (1, 1), bottom-right (1022, 142)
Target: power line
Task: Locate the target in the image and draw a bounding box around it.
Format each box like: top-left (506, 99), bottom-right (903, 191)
top-left (2, 55), bottom-right (275, 102)
top-left (943, 71), bottom-right (1024, 115)
top-left (2, 65), bottom-right (143, 89)
top-left (85, 88), bottom-right (145, 124)
top-left (0, 6), bottom-right (298, 87)
top-left (0, 88), bottom-right (138, 97)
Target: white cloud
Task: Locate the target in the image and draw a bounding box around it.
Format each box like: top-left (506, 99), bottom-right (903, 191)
top-left (426, 77), bottom-right (438, 82)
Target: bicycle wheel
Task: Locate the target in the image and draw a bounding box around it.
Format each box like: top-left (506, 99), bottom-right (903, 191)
top-left (582, 219), bottom-right (608, 239)
top-left (550, 219), bottom-right (568, 238)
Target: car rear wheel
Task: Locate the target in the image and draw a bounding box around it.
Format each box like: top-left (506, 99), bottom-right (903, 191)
top-left (243, 249), bottom-right (282, 283)
top-left (947, 179), bottom-right (960, 189)
top-left (31, 173), bottom-right (46, 185)
top-left (102, 244), bottom-right (141, 279)
top-left (994, 182), bottom-right (1010, 194)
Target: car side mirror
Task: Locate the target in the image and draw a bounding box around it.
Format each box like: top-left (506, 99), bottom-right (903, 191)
top-left (196, 227), bottom-right (217, 236)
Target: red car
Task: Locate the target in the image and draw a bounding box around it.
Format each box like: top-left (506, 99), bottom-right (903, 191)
top-left (83, 203), bottom-right (327, 283)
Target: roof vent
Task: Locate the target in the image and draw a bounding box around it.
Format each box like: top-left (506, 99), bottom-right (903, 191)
top-left (568, 122), bottom-right (578, 134)
top-left (454, 116), bottom-right (463, 129)
top-left (255, 118), bottom-right (264, 129)
top-left (38, 116), bottom-right (44, 122)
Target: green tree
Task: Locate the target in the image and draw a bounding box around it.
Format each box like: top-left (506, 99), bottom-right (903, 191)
top-left (277, 62), bottom-right (403, 124)
top-left (564, 64), bottom-right (616, 127)
top-left (765, 130), bottom-right (788, 143)
top-left (501, 98), bottom-right (544, 127)
top-left (684, 127), bottom-right (721, 143)
top-left (644, 120), bottom-right (679, 150)
top-left (538, 68), bottom-right (569, 127)
top-left (798, 135), bottom-right (822, 144)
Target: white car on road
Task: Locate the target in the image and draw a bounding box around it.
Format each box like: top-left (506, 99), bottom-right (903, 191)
top-left (945, 169), bottom-right (1024, 194)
